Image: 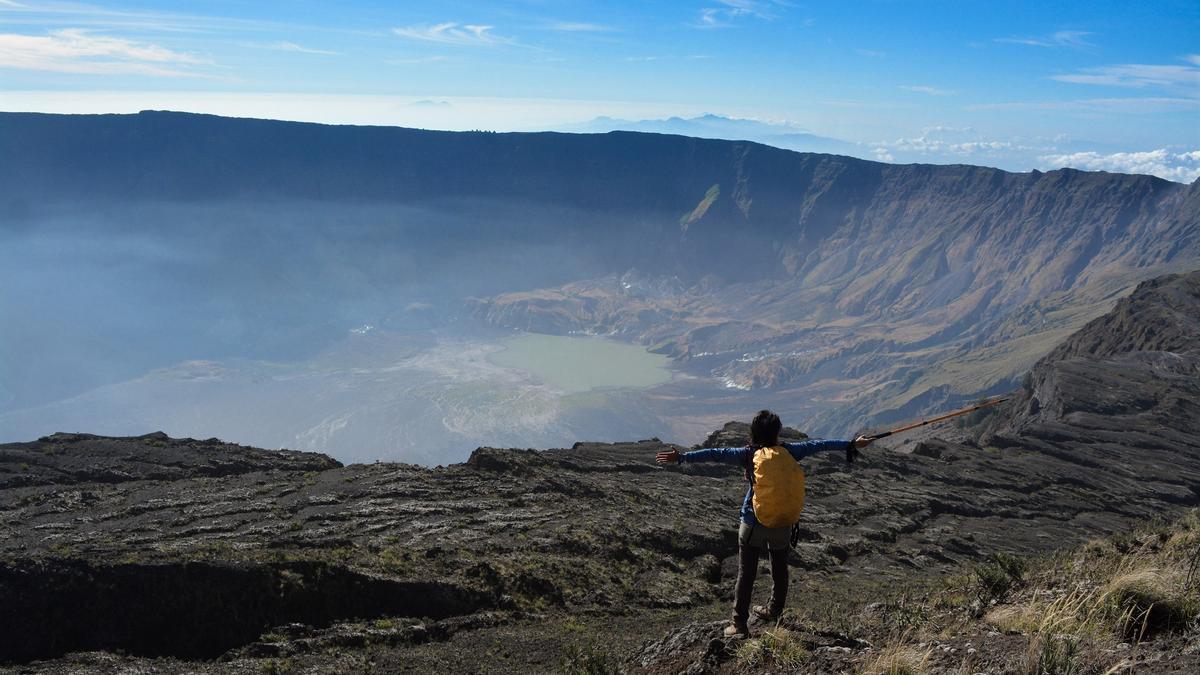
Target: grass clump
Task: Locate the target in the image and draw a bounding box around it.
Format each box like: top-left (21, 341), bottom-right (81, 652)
top-left (735, 627), bottom-right (810, 670)
top-left (1025, 634), bottom-right (1079, 675)
top-left (858, 643), bottom-right (932, 675)
top-left (1104, 568), bottom-right (1195, 641)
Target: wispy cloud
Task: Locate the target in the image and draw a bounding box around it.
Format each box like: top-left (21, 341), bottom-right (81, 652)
top-left (547, 22), bottom-right (613, 32)
top-left (1040, 149), bottom-right (1200, 182)
top-left (393, 22), bottom-right (514, 47)
top-left (899, 85), bottom-right (952, 96)
top-left (856, 49), bottom-right (885, 58)
top-left (0, 1), bottom-right (331, 36)
top-left (250, 41), bottom-right (337, 56)
top-left (386, 55), bottom-right (449, 65)
top-left (1050, 57), bottom-right (1200, 90)
top-left (995, 30), bottom-right (1093, 48)
top-left (0, 28), bottom-right (206, 76)
top-left (694, 1), bottom-right (787, 29)
top-left (969, 97), bottom-right (1200, 113)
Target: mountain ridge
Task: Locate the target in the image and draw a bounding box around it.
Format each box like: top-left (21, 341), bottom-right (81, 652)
top-left (3, 110), bottom-right (1197, 446)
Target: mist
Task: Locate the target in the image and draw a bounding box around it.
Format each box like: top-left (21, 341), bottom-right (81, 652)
top-left (0, 198), bottom-right (664, 461)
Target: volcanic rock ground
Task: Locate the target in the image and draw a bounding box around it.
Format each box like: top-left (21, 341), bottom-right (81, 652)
top-left (1, 272), bottom-right (1198, 673)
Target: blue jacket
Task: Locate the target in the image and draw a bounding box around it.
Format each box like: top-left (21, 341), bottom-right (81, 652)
top-left (679, 439), bottom-right (853, 526)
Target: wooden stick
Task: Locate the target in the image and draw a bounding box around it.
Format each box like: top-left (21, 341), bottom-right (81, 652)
top-left (866, 397), bottom-right (1010, 440)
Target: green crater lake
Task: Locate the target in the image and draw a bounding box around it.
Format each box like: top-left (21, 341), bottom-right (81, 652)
top-left (488, 334), bottom-right (672, 393)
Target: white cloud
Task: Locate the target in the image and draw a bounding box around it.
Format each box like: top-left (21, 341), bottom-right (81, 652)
top-left (695, 8), bottom-right (728, 28)
top-left (922, 125), bottom-right (974, 136)
top-left (995, 30), bottom-right (1093, 48)
top-left (856, 49), bottom-right (885, 58)
top-left (899, 85), bottom-right (952, 96)
top-left (0, 28), bottom-right (205, 76)
top-left (392, 23), bottom-right (513, 47)
top-left (1051, 60), bottom-right (1200, 90)
top-left (968, 97), bottom-right (1200, 113)
top-left (547, 22), bottom-right (612, 32)
top-left (876, 135), bottom-right (1017, 156)
top-left (251, 41), bottom-right (337, 55)
top-left (694, 1), bottom-right (786, 28)
top-left (1040, 149), bottom-right (1200, 182)
top-left (386, 55), bottom-right (448, 65)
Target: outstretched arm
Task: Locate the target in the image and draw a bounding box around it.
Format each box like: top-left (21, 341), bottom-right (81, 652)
top-left (783, 436), bottom-right (875, 462)
top-left (656, 446), bottom-right (750, 465)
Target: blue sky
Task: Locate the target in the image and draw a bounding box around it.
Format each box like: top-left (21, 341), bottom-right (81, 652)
top-left (2, 1), bottom-right (1198, 180)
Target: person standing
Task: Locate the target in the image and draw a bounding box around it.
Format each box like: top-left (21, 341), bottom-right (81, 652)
top-left (656, 410), bottom-right (873, 637)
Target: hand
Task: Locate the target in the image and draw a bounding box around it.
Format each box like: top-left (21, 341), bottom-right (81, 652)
top-left (853, 435), bottom-right (874, 449)
top-left (656, 449), bottom-right (681, 465)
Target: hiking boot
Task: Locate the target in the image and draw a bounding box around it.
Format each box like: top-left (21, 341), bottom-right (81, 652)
top-left (752, 604), bottom-right (781, 621)
top-left (723, 620), bottom-right (749, 638)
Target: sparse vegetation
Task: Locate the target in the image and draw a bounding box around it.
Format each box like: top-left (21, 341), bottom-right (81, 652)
top-left (973, 552), bottom-right (1028, 603)
top-left (1025, 634), bottom-right (1079, 675)
top-left (260, 658), bottom-right (294, 675)
top-left (560, 642), bottom-right (623, 675)
top-left (859, 642), bottom-right (932, 675)
top-left (735, 626), bottom-right (810, 670)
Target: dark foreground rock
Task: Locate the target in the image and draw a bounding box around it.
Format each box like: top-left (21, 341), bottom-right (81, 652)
top-left (1, 271), bottom-right (1198, 672)
top-left (0, 431), bottom-right (340, 489)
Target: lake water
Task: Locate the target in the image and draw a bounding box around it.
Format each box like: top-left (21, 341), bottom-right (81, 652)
top-left (487, 333), bottom-right (672, 393)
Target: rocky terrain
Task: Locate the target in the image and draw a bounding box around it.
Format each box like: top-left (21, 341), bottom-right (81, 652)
top-left (1, 271), bottom-right (1198, 672)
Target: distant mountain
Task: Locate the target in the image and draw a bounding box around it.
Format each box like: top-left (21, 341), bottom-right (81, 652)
top-left (2, 111), bottom-right (1197, 438)
top-left (557, 113), bottom-right (858, 155)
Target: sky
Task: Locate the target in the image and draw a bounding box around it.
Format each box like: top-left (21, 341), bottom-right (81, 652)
top-left (1, 0), bottom-right (1198, 180)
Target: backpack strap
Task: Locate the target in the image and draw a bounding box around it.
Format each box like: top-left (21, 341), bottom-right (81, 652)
top-left (741, 445), bottom-right (758, 483)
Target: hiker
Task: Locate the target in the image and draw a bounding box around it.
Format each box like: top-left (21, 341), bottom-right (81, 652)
top-left (655, 410), bottom-right (873, 637)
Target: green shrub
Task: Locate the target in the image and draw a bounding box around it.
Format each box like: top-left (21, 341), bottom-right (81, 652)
top-left (974, 552), bottom-right (1027, 602)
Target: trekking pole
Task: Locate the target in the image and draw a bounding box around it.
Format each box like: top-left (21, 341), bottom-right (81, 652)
top-left (864, 396), bottom-right (1010, 442)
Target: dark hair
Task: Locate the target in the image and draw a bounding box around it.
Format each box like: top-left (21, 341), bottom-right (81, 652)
top-left (749, 410), bottom-right (782, 448)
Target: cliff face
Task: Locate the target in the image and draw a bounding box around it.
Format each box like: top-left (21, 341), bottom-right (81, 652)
top-left (2, 274), bottom-right (1198, 671)
top-left (989, 271), bottom-right (1200, 479)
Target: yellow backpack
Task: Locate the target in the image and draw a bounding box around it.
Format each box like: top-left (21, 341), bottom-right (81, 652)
top-left (750, 445), bottom-right (806, 528)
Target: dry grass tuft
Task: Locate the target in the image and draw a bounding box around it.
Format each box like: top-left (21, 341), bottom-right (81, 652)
top-left (1103, 567), bottom-right (1193, 640)
top-left (859, 642), bottom-right (933, 675)
top-left (735, 626), bottom-right (810, 670)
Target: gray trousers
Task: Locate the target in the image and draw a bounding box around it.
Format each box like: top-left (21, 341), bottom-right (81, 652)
top-left (734, 521), bottom-right (790, 622)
